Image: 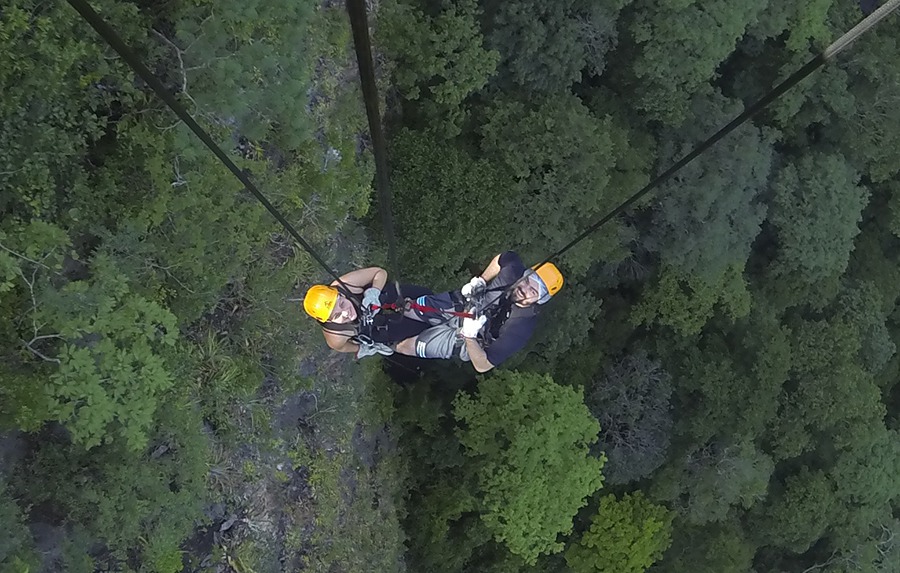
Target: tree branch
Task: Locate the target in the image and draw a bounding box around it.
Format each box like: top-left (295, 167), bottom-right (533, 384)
top-left (22, 339), bottom-right (61, 364)
top-left (0, 241), bottom-right (54, 271)
top-left (148, 261), bottom-right (196, 294)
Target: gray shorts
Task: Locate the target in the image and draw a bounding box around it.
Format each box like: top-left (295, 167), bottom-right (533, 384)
top-left (413, 318), bottom-right (470, 361)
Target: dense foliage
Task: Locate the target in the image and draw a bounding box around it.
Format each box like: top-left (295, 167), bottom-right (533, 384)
top-left (2, 1), bottom-right (899, 573)
top-left (378, 0), bottom-right (900, 572)
top-left (1, 1), bottom-right (379, 571)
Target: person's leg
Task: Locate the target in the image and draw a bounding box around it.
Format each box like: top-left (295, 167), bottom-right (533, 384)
top-left (394, 337), bottom-right (418, 356)
top-left (393, 284), bottom-right (432, 300)
top-left (394, 320), bottom-right (461, 359)
top-left (403, 292), bottom-right (462, 324)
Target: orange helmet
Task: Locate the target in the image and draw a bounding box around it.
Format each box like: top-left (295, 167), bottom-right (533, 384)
top-left (303, 284), bottom-right (338, 322)
top-left (532, 262), bottom-right (564, 302)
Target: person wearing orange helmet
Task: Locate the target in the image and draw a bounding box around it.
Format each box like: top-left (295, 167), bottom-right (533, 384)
top-left (393, 251), bottom-right (564, 373)
top-left (302, 266), bottom-right (434, 359)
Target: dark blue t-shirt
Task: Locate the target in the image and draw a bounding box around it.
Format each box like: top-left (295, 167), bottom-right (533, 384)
top-left (480, 252), bottom-right (539, 367)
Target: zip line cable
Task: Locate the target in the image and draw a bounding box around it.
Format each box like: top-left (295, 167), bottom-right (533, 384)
top-left (536, 0), bottom-right (900, 269)
top-left (64, 0), bottom-right (356, 293)
top-left (67, 0), bottom-right (899, 306)
top-left (346, 0), bottom-right (400, 278)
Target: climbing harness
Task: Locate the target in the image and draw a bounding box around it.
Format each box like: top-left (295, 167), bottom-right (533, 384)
top-left (373, 301), bottom-right (475, 320)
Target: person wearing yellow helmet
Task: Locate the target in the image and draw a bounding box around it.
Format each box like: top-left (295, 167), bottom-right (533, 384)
top-left (393, 251), bottom-right (564, 372)
top-left (302, 266), bottom-right (434, 359)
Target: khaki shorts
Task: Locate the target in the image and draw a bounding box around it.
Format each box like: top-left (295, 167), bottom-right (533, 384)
top-left (413, 318), bottom-right (470, 361)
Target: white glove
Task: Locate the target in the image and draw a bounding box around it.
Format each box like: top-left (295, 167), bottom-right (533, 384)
top-left (461, 276), bottom-right (486, 298)
top-left (361, 287), bottom-right (382, 315)
top-left (460, 315), bottom-right (487, 338)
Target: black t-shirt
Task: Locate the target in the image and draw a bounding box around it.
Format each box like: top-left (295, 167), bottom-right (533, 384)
top-left (479, 252), bottom-right (539, 367)
top-left (322, 283), bottom-right (432, 344)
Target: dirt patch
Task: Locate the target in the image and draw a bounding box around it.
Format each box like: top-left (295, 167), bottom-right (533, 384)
top-left (277, 391), bottom-right (321, 437)
top-left (351, 422), bottom-right (396, 471)
top-left (189, 280), bottom-right (249, 341)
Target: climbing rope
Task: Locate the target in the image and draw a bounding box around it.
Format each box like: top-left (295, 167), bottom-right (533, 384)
top-left (536, 0), bottom-right (900, 268)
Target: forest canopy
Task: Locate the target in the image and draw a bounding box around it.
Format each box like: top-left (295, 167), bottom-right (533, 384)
top-left (2, 1), bottom-right (899, 573)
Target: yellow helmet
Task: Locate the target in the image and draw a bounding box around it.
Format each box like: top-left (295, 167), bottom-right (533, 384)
top-left (532, 262), bottom-right (564, 301)
top-left (303, 284), bottom-right (338, 322)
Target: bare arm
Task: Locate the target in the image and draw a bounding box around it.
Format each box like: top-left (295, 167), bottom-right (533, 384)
top-left (323, 330), bottom-right (359, 354)
top-left (465, 337), bottom-right (495, 373)
top-left (477, 254), bottom-right (503, 283)
top-left (461, 253), bottom-right (506, 371)
top-left (331, 267), bottom-right (388, 293)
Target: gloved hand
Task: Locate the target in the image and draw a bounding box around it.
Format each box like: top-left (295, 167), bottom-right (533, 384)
top-left (461, 276), bottom-right (486, 298)
top-left (356, 339), bottom-right (394, 359)
top-left (460, 314), bottom-right (487, 338)
top-left (361, 287), bottom-right (382, 315)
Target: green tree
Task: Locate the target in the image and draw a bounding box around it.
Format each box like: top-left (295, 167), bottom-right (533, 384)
top-left (764, 153), bottom-right (869, 308)
top-left (0, 0), bottom-right (142, 220)
top-left (746, 0), bottom-right (836, 52)
top-left (565, 492), bottom-right (673, 573)
top-left (405, 481), bottom-right (485, 573)
top-left (12, 396), bottom-right (208, 570)
top-left (0, 481), bottom-right (38, 573)
top-left (98, 144), bottom-right (271, 323)
top-left (654, 521), bottom-right (756, 573)
top-left (847, 202), bottom-right (900, 315)
top-left (484, 0), bottom-right (629, 92)
top-left (35, 255), bottom-right (179, 450)
top-left (664, 309), bottom-right (790, 443)
top-left (832, 281), bottom-right (896, 375)
top-left (0, 222), bottom-right (180, 449)
top-left (768, 316), bottom-right (883, 460)
top-left (729, 45), bottom-right (854, 144)
top-left (614, 0), bottom-right (768, 124)
top-left (477, 94), bottom-right (631, 275)
top-left (453, 371), bottom-right (605, 563)
top-left (815, 519), bottom-right (900, 573)
top-left (163, 0), bottom-right (317, 146)
top-left (746, 5), bottom-right (900, 184)
top-left (631, 263), bottom-right (751, 336)
top-left (827, 427), bottom-right (900, 549)
top-left (753, 467), bottom-right (837, 553)
top-left (505, 284), bottom-right (605, 374)
top-left (388, 128), bottom-right (513, 286)
top-left (827, 27), bottom-right (900, 183)
top-left (643, 89), bottom-right (774, 279)
top-left (651, 440), bottom-right (773, 525)
top-left (377, 0), bottom-right (500, 135)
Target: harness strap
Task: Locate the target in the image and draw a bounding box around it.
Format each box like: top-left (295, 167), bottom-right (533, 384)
top-left (374, 301), bottom-right (475, 319)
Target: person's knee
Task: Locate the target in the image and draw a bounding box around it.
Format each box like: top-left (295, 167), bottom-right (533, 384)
top-left (395, 337), bottom-right (416, 356)
top-left (396, 326), bottom-right (457, 359)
